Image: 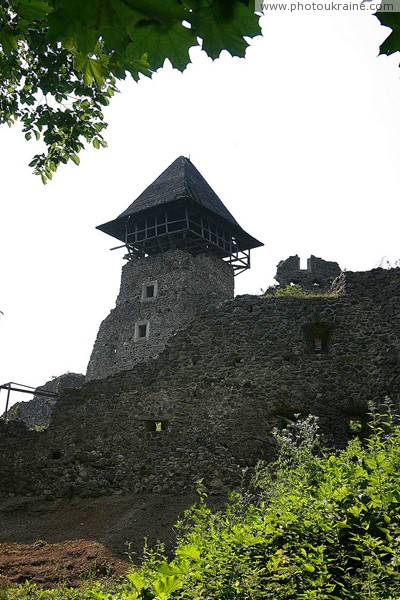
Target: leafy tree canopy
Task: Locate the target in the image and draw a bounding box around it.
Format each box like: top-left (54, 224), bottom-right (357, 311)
top-left (0, 2), bottom-right (398, 184)
top-left (0, 0), bottom-right (261, 182)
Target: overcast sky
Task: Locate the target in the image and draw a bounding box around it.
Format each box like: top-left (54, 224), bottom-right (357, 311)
top-left (0, 10), bottom-right (399, 410)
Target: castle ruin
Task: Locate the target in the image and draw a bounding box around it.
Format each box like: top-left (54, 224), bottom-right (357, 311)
top-left (0, 157), bottom-right (399, 502)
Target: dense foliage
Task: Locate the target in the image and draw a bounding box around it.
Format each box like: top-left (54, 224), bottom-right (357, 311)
top-left (4, 406), bottom-right (400, 599)
top-left (0, 0), bottom-right (260, 182)
top-left (1, 2), bottom-right (398, 183)
top-left (119, 410), bottom-right (400, 599)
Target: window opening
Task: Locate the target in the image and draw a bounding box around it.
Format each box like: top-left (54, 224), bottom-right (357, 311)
top-left (143, 420), bottom-right (168, 432)
top-left (314, 336), bottom-right (323, 352)
top-left (346, 413), bottom-right (367, 439)
top-left (349, 417), bottom-right (362, 434)
top-left (135, 320), bottom-right (150, 341)
top-left (141, 281), bottom-right (158, 301)
top-left (138, 324), bottom-right (147, 338)
top-left (146, 285), bottom-right (155, 298)
top-left (303, 323), bottom-right (334, 354)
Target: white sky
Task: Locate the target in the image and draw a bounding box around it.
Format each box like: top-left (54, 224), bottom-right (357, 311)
top-left (0, 11), bottom-right (399, 410)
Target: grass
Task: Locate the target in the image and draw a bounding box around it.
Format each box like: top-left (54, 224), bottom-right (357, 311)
top-left (264, 284), bottom-right (340, 299)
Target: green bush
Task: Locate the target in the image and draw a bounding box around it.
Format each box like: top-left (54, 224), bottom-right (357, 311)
top-left (110, 407), bottom-right (400, 599)
top-left (1, 581), bottom-right (94, 599)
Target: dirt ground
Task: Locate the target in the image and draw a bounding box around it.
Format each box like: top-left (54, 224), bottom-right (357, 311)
top-left (0, 540), bottom-right (128, 588)
top-left (0, 493), bottom-right (220, 587)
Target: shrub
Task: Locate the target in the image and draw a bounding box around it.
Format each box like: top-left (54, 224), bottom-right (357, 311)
top-left (109, 407), bottom-right (400, 599)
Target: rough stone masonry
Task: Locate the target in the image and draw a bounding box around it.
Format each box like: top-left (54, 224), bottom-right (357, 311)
top-left (0, 262), bottom-right (399, 499)
top-left (86, 249), bottom-right (234, 380)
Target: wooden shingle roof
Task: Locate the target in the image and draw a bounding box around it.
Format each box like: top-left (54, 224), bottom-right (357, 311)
top-left (97, 156), bottom-right (263, 251)
top-left (117, 156), bottom-right (240, 226)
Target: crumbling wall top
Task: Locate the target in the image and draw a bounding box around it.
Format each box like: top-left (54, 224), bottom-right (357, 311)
top-left (6, 373), bottom-right (85, 429)
top-left (275, 255), bottom-right (341, 291)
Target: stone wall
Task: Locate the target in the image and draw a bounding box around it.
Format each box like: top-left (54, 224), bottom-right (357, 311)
top-left (86, 249), bottom-right (234, 380)
top-left (4, 373), bottom-right (85, 429)
top-left (0, 268), bottom-right (399, 499)
top-left (275, 255), bottom-right (341, 291)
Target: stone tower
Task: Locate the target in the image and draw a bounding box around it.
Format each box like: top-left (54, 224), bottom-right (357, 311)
top-left (86, 156), bottom-right (263, 380)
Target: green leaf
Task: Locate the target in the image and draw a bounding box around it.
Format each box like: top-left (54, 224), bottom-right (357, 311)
top-left (19, 0), bottom-right (53, 23)
top-left (48, 0), bottom-right (188, 53)
top-left (47, 0), bottom-right (143, 54)
top-left (176, 544), bottom-right (201, 561)
top-left (123, 52), bottom-right (151, 80)
top-left (74, 53), bottom-right (109, 87)
top-left (126, 21), bottom-right (196, 71)
top-left (190, 1), bottom-right (261, 60)
top-left (377, 13), bottom-right (400, 57)
top-left (87, 591), bottom-right (114, 600)
top-left (151, 575), bottom-right (183, 598)
top-left (348, 504), bottom-right (363, 517)
top-left (126, 572), bottom-right (146, 593)
top-left (156, 561), bottom-right (180, 575)
top-left (71, 154), bottom-right (80, 165)
top-left (0, 27), bottom-right (20, 55)
top-left (121, 0), bottom-right (186, 22)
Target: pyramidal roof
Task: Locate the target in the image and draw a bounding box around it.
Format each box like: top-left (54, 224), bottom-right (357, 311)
top-left (117, 156), bottom-right (240, 226)
top-left (97, 156), bottom-right (263, 252)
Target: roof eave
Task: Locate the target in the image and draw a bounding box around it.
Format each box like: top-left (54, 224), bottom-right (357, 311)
top-left (96, 199), bottom-right (264, 251)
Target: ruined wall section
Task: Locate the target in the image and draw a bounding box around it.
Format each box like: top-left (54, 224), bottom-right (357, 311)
top-left (0, 268), bottom-right (399, 499)
top-left (275, 255), bottom-right (341, 290)
top-left (86, 249), bottom-right (234, 380)
top-left (5, 373), bottom-right (85, 429)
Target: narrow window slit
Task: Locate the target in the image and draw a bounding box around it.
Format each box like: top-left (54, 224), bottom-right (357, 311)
top-left (143, 420), bottom-right (168, 432)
